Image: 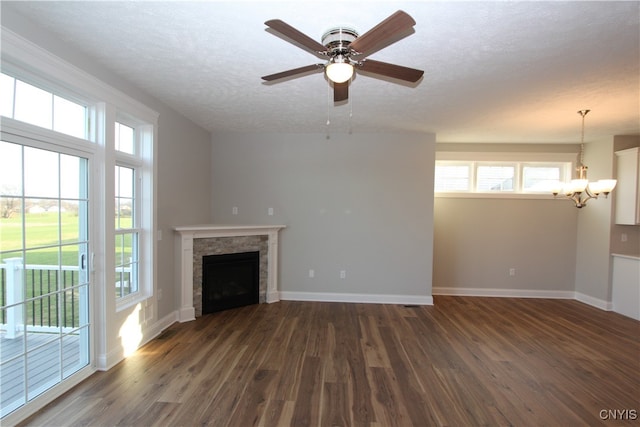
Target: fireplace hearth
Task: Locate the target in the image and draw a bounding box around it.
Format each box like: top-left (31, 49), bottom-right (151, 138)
top-left (202, 251), bottom-right (259, 314)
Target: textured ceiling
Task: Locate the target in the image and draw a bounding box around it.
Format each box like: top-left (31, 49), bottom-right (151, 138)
top-left (3, 1), bottom-right (639, 143)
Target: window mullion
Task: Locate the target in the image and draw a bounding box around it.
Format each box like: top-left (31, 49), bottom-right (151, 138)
top-left (12, 76), bottom-right (17, 118)
top-left (470, 161), bottom-right (477, 192)
top-left (50, 94), bottom-right (55, 134)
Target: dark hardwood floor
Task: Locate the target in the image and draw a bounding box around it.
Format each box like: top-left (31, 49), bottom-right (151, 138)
top-left (19, 296), bottom-right (640, 426)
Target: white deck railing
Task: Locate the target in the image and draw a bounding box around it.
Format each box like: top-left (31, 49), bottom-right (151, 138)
top-left (1, 259), bottom-right (130, 339)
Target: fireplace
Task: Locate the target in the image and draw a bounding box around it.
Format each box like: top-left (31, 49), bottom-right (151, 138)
top-left (202, 251), bottom-right (259, 314)
top-left (174, 224), bottom-right (285, 322)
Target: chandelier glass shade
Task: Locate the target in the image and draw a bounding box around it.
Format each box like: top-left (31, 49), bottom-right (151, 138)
top-left (551, 110), bottom-right (617, 208)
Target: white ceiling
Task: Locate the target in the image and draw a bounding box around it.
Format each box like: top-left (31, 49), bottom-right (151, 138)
top-left (3, 1), bottom-right (639, 143)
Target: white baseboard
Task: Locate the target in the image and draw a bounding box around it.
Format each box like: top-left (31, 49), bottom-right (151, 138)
top-left (433, 287), bottom-right (614, 312)
top-left (178, 306), bottom-right (195, 323)
top-left (574, 292), bottom-right (613, 311)
top-left (97, 345), bottom-right (123, 371)
top-left (146, 310), bottom-right (179, 338)
top-left (279, 291), bottom-right (433, 306)
top-left (96, 310), bottom-right (179, 371)
top-left (432, 287), bottom-right (575, 299)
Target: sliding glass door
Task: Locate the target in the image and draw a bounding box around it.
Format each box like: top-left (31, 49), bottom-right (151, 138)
top-left (0, 137), bottom-right (91, 417)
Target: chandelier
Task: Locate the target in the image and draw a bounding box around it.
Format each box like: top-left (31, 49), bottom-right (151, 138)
top-left (551, 110), bottom-right (617, 208)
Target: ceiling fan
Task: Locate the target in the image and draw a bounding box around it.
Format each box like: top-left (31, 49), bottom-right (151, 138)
top-left (261, 10), bottom-right (424, 102)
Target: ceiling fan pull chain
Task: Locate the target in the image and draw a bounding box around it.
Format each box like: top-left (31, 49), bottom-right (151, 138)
top-left (348, 84), bottom-right (353, 134)
top-left (326, 83), bottom-right (331, 139)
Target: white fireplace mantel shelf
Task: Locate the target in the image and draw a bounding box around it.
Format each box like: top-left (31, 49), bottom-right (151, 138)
top-left (174, 224), bottom-right (286, 322)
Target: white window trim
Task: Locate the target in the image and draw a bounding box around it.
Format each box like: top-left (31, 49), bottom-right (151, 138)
top-left (113, 120), bottom-right (154, 312)
top-left (1, 26), bottom-right (158, 425)
top-left (435, 151), bottom-right (577, 199)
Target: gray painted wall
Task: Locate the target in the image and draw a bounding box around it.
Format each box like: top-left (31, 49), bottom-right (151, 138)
top-left (156, 114), bottom-right (211, 317)
top-left (433, 198), bottom-right (578, 292)
top-left (210, 132), bottom-right (435, 298)
top-left (575, 138), bottom-right (616, 302)
top-left (433, 142), bottom-right (581, 295)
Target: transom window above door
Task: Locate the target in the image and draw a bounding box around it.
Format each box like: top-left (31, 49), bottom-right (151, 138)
top-left (1, 73), bottom-right (88, 140)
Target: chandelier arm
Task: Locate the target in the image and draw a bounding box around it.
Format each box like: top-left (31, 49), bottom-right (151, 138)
top-left (584, 186), bottom-right (595, 199)
top-left (569, 193), bottom-right (587, 208)
top-left (581, 192), bottom-right (598, 205)
top-left (564, 188), bottom-right (597, 208)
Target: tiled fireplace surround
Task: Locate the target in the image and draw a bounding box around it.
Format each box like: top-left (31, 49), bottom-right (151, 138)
top-left (194, 235), bottom-right (267, 316)
top-left (174, 225), bottom-right (286, 322)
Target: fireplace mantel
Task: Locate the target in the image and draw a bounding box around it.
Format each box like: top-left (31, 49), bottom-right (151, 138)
top-left (174, 224), bottom-right (286, 322)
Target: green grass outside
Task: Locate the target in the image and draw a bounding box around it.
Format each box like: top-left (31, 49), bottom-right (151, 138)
top-left (1, 211), bottom-right (132, 265)
top-left (1, 211), bottom-right (84, 265)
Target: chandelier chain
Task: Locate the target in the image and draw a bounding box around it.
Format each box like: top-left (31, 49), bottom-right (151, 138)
top-left (579, 109), bottom-right (589, 166)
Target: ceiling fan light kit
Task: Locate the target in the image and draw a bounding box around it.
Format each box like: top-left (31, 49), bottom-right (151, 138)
top-left (262, 10), bottom-right (424, 102)
top-left (322, 27), bottom-right (357, 83)
top-left (326, 57), bottom-right (354, 83)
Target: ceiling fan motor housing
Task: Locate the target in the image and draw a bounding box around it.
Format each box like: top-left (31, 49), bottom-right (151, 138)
top-left (322, 27), bottom-right (359, 57)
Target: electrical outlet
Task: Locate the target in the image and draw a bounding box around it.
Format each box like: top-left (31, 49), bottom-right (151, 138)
top-left (621, 233), bottom-right (628, 242)
top-left (340, 270), bottom-right (346, 279)
top-left (309, 269), bottom-right (315, 278)
top-left (232, 206), bottom-right (238, 215)
top-left (509, 268), bottom-right (516, 277)
top-left (268, 207), bottom-right (274, 216)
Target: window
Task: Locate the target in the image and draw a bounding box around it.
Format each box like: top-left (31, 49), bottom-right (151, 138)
top-left (434, 164), bottom-right (470, 192)
top-left (435, 152), bottom-right (573, 198)
top-left (1, 73), bottom-right (87, 139)
top-left (522, 164), bottom-right (562, 192)
top-left (115, 122), bottom-right (134, 155)
top-left (113, 119), bottom-right (153, 309)
top-left (477, 165), bottom-right (515, 192)
top-left (114, 121), bottom-right (138, 299)
top-left (115, 165), bottom-right (138, 298)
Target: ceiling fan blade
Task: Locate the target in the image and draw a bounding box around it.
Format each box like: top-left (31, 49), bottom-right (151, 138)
top-left (334, 82), bottom-right (349, 102)
top-left (358, 59), bottom-right (423, 82)
top-left (265, 19), bottom-right (328, 54)
top-left (262, 64), bottom-right (324, 81)
top-left (349, 10), bottom-right (416, 56)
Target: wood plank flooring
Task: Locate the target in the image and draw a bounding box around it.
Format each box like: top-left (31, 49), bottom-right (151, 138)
top-left (19, 297), bottom-right (640, 426)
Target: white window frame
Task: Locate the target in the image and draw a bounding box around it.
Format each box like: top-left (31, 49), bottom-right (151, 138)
top-left (0, 104), bottom-right (99, 427)
top-left (1, 26), bottom-right (158, 425)
top-left (113, 115), bottom-right (154, 311)
top-left (435, 151), bottom-right (576, 199)
top-left (114, 163), bottom-right (140, 299)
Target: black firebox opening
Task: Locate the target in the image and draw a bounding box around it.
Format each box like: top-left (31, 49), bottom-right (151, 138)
top-left (202, 251), bottom-right (259, 314)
